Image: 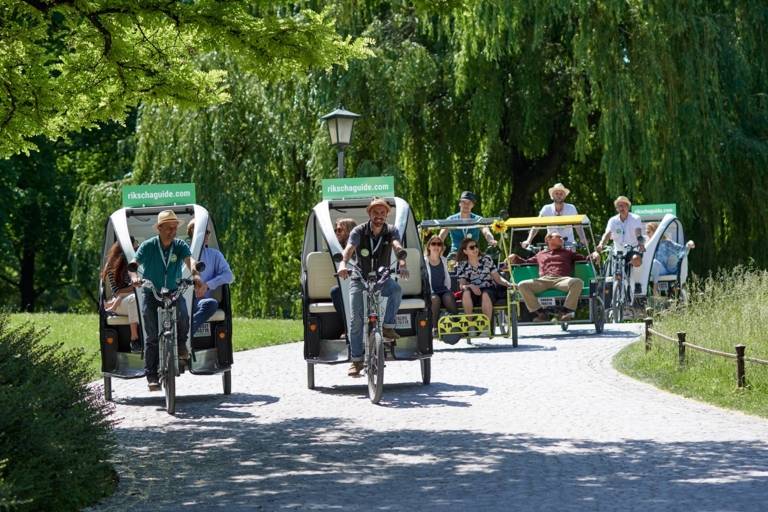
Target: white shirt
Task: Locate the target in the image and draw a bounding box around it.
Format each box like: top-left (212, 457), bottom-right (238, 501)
top-left (539, 202), bottom-right (578, 243)
top-left (604, 212), bottom-right (644, 248)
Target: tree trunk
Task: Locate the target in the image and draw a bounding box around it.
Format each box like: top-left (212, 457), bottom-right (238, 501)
top-left (19, 240), bottom-right (36, 312)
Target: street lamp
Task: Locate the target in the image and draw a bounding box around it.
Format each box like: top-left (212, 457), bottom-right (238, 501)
top-left (321, 107), bottom-right (360, 178)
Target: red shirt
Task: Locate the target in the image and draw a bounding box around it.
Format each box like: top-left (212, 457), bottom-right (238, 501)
top-left (522, 248), bottom-right (586, 277)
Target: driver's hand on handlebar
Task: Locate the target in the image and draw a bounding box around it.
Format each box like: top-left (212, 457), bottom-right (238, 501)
top-left (337, 262), bottom-right (349, 280)
top-left (521, 240), bottom-right (530, 249)
top-left (130, 276), bottom-right (143, 288)
top-left (399, 266), bottom-right (410, 280)
top-left (590, 251), bottom-right (601, 262)
top-left (487, 238), bottom-right (498, 247)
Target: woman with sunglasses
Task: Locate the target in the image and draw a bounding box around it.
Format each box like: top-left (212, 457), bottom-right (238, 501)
top-left (455, 237), bottom-right (513, 325)
top-left (424, 235), bottom-right (457, 334)
top-left (330, 218), bottom-right (358, 335)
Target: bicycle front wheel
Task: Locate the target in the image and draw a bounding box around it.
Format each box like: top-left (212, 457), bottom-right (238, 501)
top-left (163, 346), bottom-right (177, 415)
top-left (367, 331), bottom-right (385, 404)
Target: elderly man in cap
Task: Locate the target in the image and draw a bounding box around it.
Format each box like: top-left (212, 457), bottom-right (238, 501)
top-left (521, 183), bottom-right (588, 249)
top-left (337, 198), bottom-right (409, 377)
top-left (187, 218), bottom-right (234, 335)
top-left (509, 231), bottom-right (596, 321)
top-left (439, 191), bottom-right (497, 255)
top-left (129, 210), bottom-right (202, 391)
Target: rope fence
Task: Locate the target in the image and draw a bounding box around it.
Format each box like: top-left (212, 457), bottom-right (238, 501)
top-left (643, 315), bottom-right (768, 389)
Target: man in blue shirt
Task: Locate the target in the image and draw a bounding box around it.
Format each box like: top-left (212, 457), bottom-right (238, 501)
top-left (438, 191), bottom-right (497, 254)
top-left (187, 219), bottom-right (235, 334)
top-left (130, 210), bottom-right (201, 391)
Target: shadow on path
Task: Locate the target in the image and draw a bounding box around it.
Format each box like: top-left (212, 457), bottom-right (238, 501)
top-left (93, 416), bottom-right (768, 512)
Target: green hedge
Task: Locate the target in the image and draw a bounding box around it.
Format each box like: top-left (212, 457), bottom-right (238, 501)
top-left (0, 316), bottom-right (116, 511)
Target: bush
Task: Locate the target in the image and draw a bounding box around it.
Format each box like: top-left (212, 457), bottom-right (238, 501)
top-left (0, 316), bottom-right (116, 511)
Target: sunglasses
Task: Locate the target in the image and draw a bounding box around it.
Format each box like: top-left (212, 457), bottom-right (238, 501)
top-left (466, 245), bottom-right (478, 250)
top-left (429, 241), bottom-right (443, 246)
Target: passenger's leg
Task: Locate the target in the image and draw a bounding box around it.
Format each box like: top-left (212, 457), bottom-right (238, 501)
top-left (552, 277), bottom-right (583, 312)
top-left (461, 289), bottom-right (474, 315)
top-left (431, 294), bottom-right (442, 329)
top-left (650, 259), bottom-right (663, 294)
top-left (348, 280), bottom-right (365, 361)
top-left (518, 279), bottom-right (549, 313)
top-left (192, 297), bottom-right (219, 334)
top-left (481, 290), bottom-right (494, 321)
top-left (442, 291), bottom-right (458, 314)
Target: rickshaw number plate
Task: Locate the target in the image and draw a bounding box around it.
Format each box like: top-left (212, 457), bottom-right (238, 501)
top-left (538, 297), bottom-right (556, 306)
top-left (395, 314), bottom-right (411, 329)
top-left (194, 323), bottom-right (211, 338)
top-left (658, 282), bottom-right (669, 291)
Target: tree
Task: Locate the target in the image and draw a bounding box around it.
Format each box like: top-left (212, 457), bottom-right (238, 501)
top-left (73, 1), bottom-right (768, 315)
top-left (0, 0), bottom-right (370, 158)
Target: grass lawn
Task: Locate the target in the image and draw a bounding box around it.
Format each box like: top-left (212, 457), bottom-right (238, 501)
top-left (8, 313), bottom-right (303, 379)
top-left (614, 266), bottom-right (768, 418)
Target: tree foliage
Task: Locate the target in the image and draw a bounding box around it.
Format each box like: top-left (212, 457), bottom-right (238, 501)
top-left (0, 0), bottom-right (371, 157)
top-left (65, 1), bottom-right (768, 316)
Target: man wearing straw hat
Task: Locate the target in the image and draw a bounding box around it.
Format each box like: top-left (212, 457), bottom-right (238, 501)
top-left (130, 210), bottom-right (202, 391)
top-left (521, 183), bottom-right (587, 249)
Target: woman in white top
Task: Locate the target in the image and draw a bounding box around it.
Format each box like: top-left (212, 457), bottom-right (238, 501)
top-left (424, 235), bottom-right (457, 332)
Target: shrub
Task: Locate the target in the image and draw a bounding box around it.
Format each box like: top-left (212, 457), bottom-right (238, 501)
top-left (0, 316), bottom-right (116, 511)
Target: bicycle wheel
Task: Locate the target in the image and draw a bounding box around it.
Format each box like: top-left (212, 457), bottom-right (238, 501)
top-left (163, 346), bottom-right (177, 414)
top-left (367, 331), bottom-right (384, 404)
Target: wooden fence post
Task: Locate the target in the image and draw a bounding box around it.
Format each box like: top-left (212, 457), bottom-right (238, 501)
top-left (735, 344), bottom-right (746, 388)
top-left (644, 317), bottom-right (653, 352)
top-left (677, 332), bottom-right (686, 368)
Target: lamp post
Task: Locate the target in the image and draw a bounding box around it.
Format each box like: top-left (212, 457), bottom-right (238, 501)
top-left (321, 107), bottom-right (360, 178)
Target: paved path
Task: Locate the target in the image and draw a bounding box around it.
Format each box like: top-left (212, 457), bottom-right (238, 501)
top-left (91, 324), bottom-right (768, 511)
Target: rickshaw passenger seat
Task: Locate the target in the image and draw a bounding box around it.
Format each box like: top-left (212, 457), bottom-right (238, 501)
top-left (306, 252), bottom-right (338, 313)
top-left (397, 248), bottom-right (426, 309)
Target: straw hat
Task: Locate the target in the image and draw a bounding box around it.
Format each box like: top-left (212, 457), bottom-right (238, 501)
top-left (548, 183), bottom-right (570, 199)
top-left (154, 210), bottom-right (183, 229)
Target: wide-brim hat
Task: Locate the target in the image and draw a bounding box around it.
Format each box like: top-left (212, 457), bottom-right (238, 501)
top-left (459, 190), bottom-right (477, 203)
top-left (366, 197), bottom-right (391, 214)
top-left (548, 183), bottom-right (570, 199)
top-left (154, 210), bottom-right (183, 229)
top-left (613, 196), bottom-right (632, 208)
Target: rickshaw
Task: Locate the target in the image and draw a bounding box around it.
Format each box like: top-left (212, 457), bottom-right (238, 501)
top-left (634, 212), bottom-right (691, 305)
top-left (498, 215), bottom-right (605, 339)
top-left (301, 197), bottom-right (433, 400)
top-left (417, 217), bottom-right (515, 346)
top-left (98, 204), bottom-right (234, 410)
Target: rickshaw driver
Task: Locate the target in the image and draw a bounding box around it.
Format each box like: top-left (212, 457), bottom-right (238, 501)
top-left (521, 183), bottom-right (589, 249)
top-left (593, 196), bottom-right (645, 271)
top-left (129, 210), bottom-right (202, 391)
top-left (439, 191), bottom-right (497, 255)
top-left (337, 198), bottom-right (410, 377)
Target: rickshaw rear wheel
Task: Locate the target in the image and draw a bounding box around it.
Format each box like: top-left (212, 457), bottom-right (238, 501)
top-left (223, 370), bottom-right (232, 395)
top-left (307, 363), bottom-right (315, 390)
top-left (103, 376), bottom-right (112, 401)
top-left (420, 358), bottom-right (431, 385)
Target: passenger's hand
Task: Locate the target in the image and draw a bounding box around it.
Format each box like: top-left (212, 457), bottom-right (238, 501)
top-left (507, 254), bottom-right (521, 264)
top-left (590, 251), bottom-right (601, 261)
top-left (521, 240), bottom-right (530, 249)
top-left (195, 281), bottom-right (208, 299)
top-left (470, 284), bottom-right (481, 295)
top-left (595, 243), bottom-right (603, 253)
top-left (686, 240), bottom-right (696, 249)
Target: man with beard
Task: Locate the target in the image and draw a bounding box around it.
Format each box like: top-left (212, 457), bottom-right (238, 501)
top-left (337, 198), bottom-right (409, 377)
top-left (521, 183), bottom-right (588, 249)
